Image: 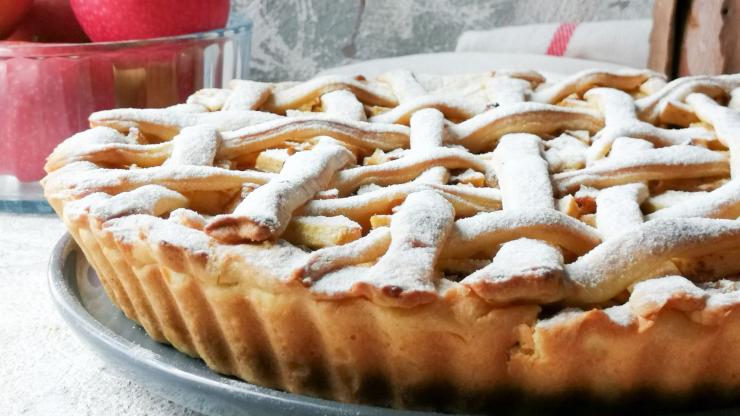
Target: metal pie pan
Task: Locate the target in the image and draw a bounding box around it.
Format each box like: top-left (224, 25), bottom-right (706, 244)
top-left (49, 234), bottom-right (740, 416)
top-left (48, 234), bottom-right (440, 416)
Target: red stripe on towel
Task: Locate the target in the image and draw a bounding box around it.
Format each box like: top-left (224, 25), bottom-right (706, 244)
top-left (546, 23), bottom-right (578, 56)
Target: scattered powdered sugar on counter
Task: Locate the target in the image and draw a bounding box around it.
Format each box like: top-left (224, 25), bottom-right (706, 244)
top-left (0, 213), bottom-right (197, 416)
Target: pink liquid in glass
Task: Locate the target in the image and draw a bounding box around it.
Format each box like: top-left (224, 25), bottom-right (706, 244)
top-left (0, 27), bottom-right (250, 182)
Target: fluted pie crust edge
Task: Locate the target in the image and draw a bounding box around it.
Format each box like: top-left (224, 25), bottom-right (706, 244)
top-left (53, 198), bottom-right (740, 411)
top-left (42, 68), bottom-right (740, 412)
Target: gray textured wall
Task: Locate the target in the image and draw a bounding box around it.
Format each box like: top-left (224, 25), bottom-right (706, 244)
top-left (230, 0), bottom-right (654, 81)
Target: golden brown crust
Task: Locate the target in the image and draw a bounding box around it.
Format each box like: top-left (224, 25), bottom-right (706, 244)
top-left (60, 209), bottom-right (740, 410)
top-left (44, 69), bottom-right (740, 412)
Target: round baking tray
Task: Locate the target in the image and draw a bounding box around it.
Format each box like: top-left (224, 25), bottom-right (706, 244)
top-left (47, 234), bottom-right (440, 416)
top-left (48, 234), bottom-right (740, 416)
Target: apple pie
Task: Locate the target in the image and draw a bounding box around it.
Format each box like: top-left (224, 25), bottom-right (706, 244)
top-left (43, 68), bottom-right (740, 412)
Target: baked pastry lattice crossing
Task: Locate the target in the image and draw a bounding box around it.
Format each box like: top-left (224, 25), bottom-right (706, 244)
top-left (44, 69), bottom-right (740, 410)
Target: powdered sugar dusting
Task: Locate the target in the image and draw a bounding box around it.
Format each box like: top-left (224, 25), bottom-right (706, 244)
top-left (186, 88), bottom-right (232, 111)
top-left (629, 275), bottom-right (707, 318)
top-left (636, 73), bottom-right (740, 123)
top-left (450, 101), bottom-right (603, 152)
top-left (224, 80), bottom-right (272, 111)
top-left (332, 147), bottom-right (487, 195)
top-left (163, 125), bottom-right (220, 166)
top-left (462, 238), bottom-right (565, 304)
top-left (43, 69), bottom-right (740, 314)
top-left (532, 68), bottom-right (661, 104)
top-left (585, 87), bottom-right (714, 163)
top-left (446, 209), bottom-right (601, 258)
top-left (555, 145), bottom-right (729, 194)
top-left (205, 141), bottom-right (354, 242)
top-left (266, 74), bottom-right (397, 112)
top-left (361, 190), bottom-right (454, 299)
top-left (90, 108), bottom-right (281, 134)
top-left (52, 126), bottom-right (134, 157)
top-left (493, 133), bottom-right (554, 210)
top-left (300, 181), bottom-right (501, 223)
top-left (646, 190), bottom-right (707, 211)
top-left (297, 227), bottom-right (391, 285)
top-left (57, 165), bottom-right (274, 198)
top-left (378, 70), bottom-right (426, 103)
top-left (485, 76), bottom-right (531, 105)
top-left (91, 185), bottom-right (188, 221)
top-left (409, 108), bottom-right (448, 184)
top-left (219, 114), bottom-right (411, 155)
top-left (475, 238), bottom-right (562, 278)
top-left (566, 218), bottom-right (740, 303)
top-left (544, 132), bottom-right (589, 171)
top-left (647, 180), bottom-right (740, 220)
top-left (320, 89), bottom-right (367, 121)
top-left (595, 183), bottom-right (648, 239)
top-left (686, 93), bottom-right (740, 178)
top-left (104, 214), bottom-right (210, 254)
top-left (369, 95), bottom-right (485, 124)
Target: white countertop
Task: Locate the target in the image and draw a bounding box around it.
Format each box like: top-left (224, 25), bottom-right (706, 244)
top-left (0, 213), bottom-right (198, 416)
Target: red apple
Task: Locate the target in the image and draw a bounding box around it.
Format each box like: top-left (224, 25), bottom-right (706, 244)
top-left (0, 0), bottom-right (32, 38)
top-left (7, 0), bottom-right (89, 43)
top-left (70, 0), bottom-right (229, 42)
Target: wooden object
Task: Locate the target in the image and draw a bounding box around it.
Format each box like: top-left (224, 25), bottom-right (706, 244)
top-left (648, 0), bottom-right (680, 75)
top-left (649, 0), bottom-right (740, 77)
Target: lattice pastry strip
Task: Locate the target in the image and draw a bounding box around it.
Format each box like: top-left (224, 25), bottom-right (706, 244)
top-left (369, 95), bottom-right (485, 125)
top-left (299, 181), bottom-right (501, 226)
top-left (44, 161), bottom-right (274, 200)
top-left (491, 133), bottom-right (554, 210)
top-left (647, 180), bottom-right (740, 220)
top-left (292, 226), bottom-right (391, 285)
top-left (205, 140), bottom-right (354, 243)
top-left (635, 73), bottom-right (740, 124)
top-left (463, 238), bottom-right (566, 305)
top-left (43, 69), bottom-right (740, 311)
top-left (485, 76), bottom-right (531, 106)
top-left (686, 93), bottom-right (740, 178)
top-left (89, 107), bottom-right (281, 139)
top-left (443, 209), bottom-right (601, 259)
top-left (530, 69), bottom-right (663, 104)
top-left (409, 108), bottom-right (449, 184)
top-left (553, 145), bottom-right (729, 194)
top-left (352, 190), bottom-right (455, 307)
top-left (370, 69), bottom-right (489, 124)
top-left (585, 88), bottom-right (714, 162)
top-left (163, 125), bottom-right (220, 166)
top-left (262, 74), bottom-right (397, 113)
top-left (330, 147), bottom-right (488, 195)
top-left (449, 102), bottom-right (604, 152)
top-left (628, 275), bottom-right (711, 320)
top-left (88, 185), bottom-right (188, 222)
top-left (594, 183), bottom-right (648, 239)
top-left (224, 80), bottom-right (273, 111)
top-left (218, 115), bottom-right (410, 156)
top-left (44, 127), bottom-right (165, 172)
top-left (186, 88), bottom-right (231, 111)
top-left (320, 89), bottom-right (367, 121)
top-left (462, 133), bottom-right (567, 304)
top-left (377, 70), bottom-right (426, 103)
top-left (566, 218), bottom-right (740, 303)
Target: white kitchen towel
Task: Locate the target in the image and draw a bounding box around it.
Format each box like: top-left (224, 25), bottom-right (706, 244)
top-left (456, 19), bottom-right (651, 69)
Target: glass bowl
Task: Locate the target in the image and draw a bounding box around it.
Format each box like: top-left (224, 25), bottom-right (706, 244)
top-left (0, 23), bottom-right (251, 210)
